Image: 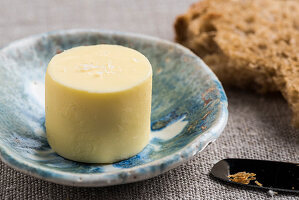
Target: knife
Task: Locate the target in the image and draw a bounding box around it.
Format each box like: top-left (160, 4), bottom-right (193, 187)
top-left (210, 158), bottom-right (299, 193)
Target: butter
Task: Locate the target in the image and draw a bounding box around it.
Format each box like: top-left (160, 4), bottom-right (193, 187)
top-left (45, 45), bottom-right (152, 163)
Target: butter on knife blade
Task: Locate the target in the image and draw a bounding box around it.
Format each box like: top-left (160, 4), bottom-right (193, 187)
top-left (210, 158), bottom-right (299, 193)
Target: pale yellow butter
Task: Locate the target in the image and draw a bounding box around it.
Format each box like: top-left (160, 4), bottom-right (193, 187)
top-left (45, 45), bottom-right (152, 163)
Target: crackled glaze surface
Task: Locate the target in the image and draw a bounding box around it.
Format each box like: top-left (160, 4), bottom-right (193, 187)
top-left (0, 30), bottom-right (228, 186)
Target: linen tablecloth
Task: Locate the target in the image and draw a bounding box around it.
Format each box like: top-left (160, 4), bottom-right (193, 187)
top-left (0, 0), bottom-right (298, 199)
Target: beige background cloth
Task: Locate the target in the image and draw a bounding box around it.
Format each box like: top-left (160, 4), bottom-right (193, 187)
top-left (0, 0), bottom-right (298, 199)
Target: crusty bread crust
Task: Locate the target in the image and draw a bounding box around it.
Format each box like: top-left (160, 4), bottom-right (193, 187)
top-left (175, 0), bottom-right (299, 126)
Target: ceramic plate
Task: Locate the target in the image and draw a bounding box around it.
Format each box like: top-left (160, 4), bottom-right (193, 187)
top-left (0, 29), bottom-right (228, 186)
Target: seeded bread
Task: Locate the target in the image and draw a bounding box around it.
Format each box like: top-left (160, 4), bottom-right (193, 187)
top-left (174, 0), bottom-right (299, 126)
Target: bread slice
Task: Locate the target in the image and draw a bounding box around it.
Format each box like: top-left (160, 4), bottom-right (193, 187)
top-left (174, 0), bottom-right (299, 126)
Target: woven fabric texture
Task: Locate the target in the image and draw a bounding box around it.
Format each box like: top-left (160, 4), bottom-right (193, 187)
top-left (0, 0), bottom-right (298, 199)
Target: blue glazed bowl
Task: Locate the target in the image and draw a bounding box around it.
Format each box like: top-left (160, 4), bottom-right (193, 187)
top-left (0, 29), bottom-right (228, 186)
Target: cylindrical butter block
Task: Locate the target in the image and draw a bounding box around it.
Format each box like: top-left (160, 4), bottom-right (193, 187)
top-left (45, 45), bottom-right (152, 163)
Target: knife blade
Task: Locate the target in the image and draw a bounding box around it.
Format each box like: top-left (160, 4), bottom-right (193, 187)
top-left (210, 158), bottom-right (299, 193)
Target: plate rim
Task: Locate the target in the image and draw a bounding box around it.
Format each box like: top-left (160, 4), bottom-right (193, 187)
top-left (0, 29), bottom-right (228, 187)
